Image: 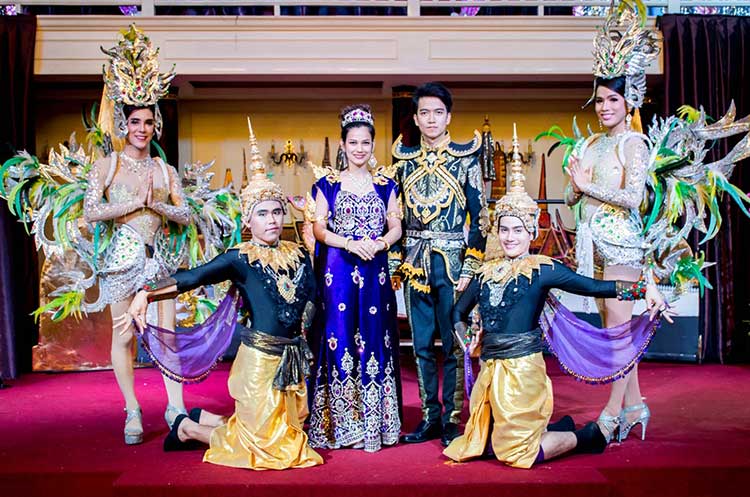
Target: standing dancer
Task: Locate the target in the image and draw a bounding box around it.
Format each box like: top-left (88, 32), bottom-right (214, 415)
top-left (87, 26), bottom-right (189, 443)
top-left (391, 82), bottom-right (489, 446)
top-left (307, 104), bottom-right (403, 452)
top-left (544, 0), bottom-right (750, 444)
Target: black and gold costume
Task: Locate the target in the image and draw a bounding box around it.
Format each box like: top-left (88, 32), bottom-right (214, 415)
top-left (444, 255), bottom-right (638, 468)
top-left (390, 132), bottom-right (489, 426)
top-left (159, 241), bottom-right (323, 470)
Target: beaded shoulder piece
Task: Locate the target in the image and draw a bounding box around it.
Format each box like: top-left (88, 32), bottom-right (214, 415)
top-left (235, 240), bottom-right (304, 273)
top-left (477, 255), bottom-right (555, 286)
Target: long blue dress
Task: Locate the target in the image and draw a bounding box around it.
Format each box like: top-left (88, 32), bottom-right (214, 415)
top-left (307, 172), bottom-right (402, 452)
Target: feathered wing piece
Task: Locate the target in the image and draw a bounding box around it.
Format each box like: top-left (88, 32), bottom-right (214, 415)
top-left (642, 102), bottom-right (750, 294)
top-left (1, 136), bottom-right (243, 322)
top-left (0, 141), bottom-right (112, 320)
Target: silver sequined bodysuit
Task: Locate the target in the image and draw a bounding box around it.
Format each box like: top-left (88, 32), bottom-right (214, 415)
top-left (566, 132), bottom-right (649, 278)
top-left (83, 153), bottom-right (190, 306)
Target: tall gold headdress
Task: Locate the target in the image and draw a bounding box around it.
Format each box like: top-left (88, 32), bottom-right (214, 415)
top-left (240, 117), bottom-right (286, 228)
top-left (586, 0), bottom-right (660, 110)
top-left (100, 24), bottom-right (176, 140)
top-left (494, 124), bottom-right (540, 238)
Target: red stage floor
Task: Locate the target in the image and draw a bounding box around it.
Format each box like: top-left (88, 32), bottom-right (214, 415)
top-left (1, 356), bottom-right (748, 497)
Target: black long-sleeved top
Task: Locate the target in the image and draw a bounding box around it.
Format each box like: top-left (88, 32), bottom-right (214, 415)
top-left (172, 245), bottom-right (315, 339)
top-left (452, 257), bottom-right (631, 359)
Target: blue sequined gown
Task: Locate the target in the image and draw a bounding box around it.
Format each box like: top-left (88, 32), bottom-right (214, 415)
top-left (307, 175), bottom-right (402, 452)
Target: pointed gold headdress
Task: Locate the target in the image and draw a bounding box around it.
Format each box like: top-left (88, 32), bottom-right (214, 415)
top-left (100, 24), bottom-right (176, 139)
top-left (494, 124), bottom-right (540, 238)
top-left (586, 0), bottom-right (659, 110)
top-left (239, 117), bottom-right (286, 228)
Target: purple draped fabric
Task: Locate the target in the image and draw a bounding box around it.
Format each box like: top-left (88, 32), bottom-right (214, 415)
top-left (540, 295), bottom-right (660, 384)
top-left (137, 288), bottom-right (241, 383)
top-left (463, 295), bottom-right (661, 393)
top-left (464, 349), bottom-right (475, 398)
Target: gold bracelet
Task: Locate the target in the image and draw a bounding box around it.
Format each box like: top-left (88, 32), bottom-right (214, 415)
top-left (344, 237), bottom-right (353, 252)
top-left (376, 236), bottom-right (390, 252)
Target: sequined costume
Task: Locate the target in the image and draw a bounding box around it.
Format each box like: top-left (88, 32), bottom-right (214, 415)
top-left (443, 255), bottom-right (650, 469)
top-left (390, 132), bottom-right (489, 426)
top-left (83, 152), bottom-right (190, 307)
top-left (565, 131), bottom-right (649, 279)
top-left (144, 242), bottom-right (324, 470)
top-left (544, 2), bottom-right (750, 292)
top-left (307, 170), bottom-right (401, 453)
top-left (445, 126), bottom-right (658, 468)
top-left (0, 24), bottom-right (241, 322)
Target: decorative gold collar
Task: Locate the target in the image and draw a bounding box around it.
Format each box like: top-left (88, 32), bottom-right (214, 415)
top-left (478, 254), bottom-right (555, 286)
top-left (422, 133), bottom-right (451, 152)
top-left (236, 240), bottom-right (303, 273)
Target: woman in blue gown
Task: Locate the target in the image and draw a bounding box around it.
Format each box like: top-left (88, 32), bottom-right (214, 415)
top-left (307, 104), bottom-right (403, 452)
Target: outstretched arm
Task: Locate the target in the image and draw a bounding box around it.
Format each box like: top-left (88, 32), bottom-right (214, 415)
top-left (545, 262), bottom-right (672, 322)
top-left (128, 251), bottom-right (238, 331)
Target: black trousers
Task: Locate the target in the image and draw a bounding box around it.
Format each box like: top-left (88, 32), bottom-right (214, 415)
top-left (405, 253), bottom-right (464, 425)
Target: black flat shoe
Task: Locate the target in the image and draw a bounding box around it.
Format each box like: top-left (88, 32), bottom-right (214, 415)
top-left (400, 420), bottom-right (443, 444)
top-left (441, 422), bottom-right (460, 447)
top-left (574, 421), bottom-right (607, 454)
top-left (547, 415), bottom-right (576, 432)
top-left (163, 414), bottom-right (204, 452)
top-left (188, 407), bottom-right (203, 424)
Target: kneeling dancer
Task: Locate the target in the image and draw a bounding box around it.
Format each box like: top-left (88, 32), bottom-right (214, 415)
top-left (443, 127), bottom-right (672, 469)
top-left (129, 120), bottom-right (323, 470)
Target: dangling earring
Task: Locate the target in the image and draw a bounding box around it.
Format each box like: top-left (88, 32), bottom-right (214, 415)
top-left (625, 113), bottom-right (632, 130)
top-left (598, 119), bottom-right (603, 130)
top-left (368, 155), bottom-right (377, 170)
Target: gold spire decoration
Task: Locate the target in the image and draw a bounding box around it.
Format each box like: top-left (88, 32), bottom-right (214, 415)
top-left (493, 123), bottom-right (540, 238)
top-left (239, 117), bottom-right (286, 228)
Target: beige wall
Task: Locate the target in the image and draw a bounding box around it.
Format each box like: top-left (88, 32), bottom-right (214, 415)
top-left (35, 92), bottom-right (597, 229)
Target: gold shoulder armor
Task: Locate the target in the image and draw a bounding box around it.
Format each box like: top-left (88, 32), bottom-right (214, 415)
top-left (447, 130), bottom-right (482, 157)
top-left (311, 162), bottom-right (340, 184)
top-left (391, 134), bottom-right (421, 161)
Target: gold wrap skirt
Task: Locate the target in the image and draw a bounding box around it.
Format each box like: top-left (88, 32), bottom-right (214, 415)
top-left (203, 343), bottom-right (324, 470)
top-left (443, 352), bottom-right (552, 469)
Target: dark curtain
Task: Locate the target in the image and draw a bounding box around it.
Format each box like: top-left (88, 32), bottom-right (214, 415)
top-left (391, 85), bottom-right (420, 150)
top-left (659, 15), bottom-right (750, 363)
top-left (156, 94), bottom-right (179, 167)
top-left (0, 16), bottom-right (39, 379)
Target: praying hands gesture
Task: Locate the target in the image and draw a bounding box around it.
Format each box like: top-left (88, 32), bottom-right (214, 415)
top-left (567, 156), bottom-right (592, 194)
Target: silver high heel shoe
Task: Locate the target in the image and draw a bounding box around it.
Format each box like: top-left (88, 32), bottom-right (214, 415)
top-left (164, 404), bottom-right (187, 429)
top-left (124, 407), bottom-right (143, 445)
top-left (618, 402), bottom-right (650, 442)
top-left (596, 411), bottom-right (620, 444)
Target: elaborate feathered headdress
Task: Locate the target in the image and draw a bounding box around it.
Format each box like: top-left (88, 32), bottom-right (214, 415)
top-left (100, 24), bottom-right (176, 139)
top-left (240, 117), bottom-right (286, 228)
top-left (586, 0), bottom-right (660, 110)
top-left (494, 124), bottom-right (540, 238)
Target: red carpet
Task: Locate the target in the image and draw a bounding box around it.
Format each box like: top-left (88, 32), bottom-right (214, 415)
top-left (1, 356), bottom-right (748, 497)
